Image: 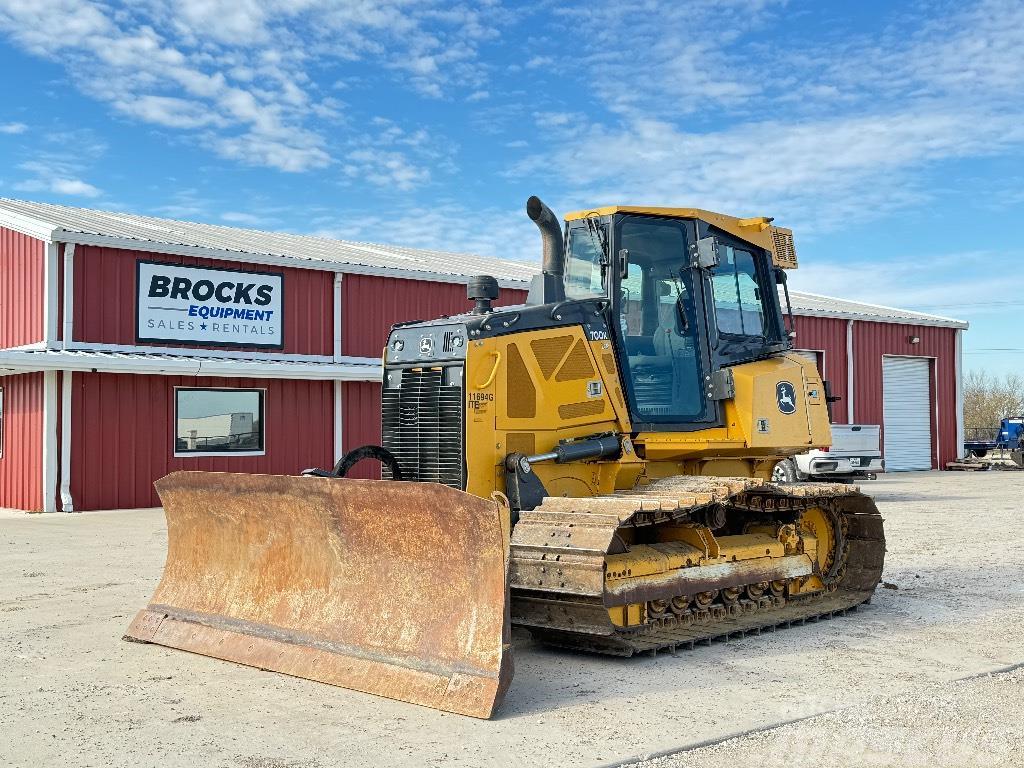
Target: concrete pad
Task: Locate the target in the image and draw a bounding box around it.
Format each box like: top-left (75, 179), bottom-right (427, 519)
top-left (1, 472), bottom-right (1021, 767)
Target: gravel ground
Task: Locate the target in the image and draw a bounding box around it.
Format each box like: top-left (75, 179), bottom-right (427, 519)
top-left (1, 470), bottom-right (1022, 767)
top-left (625, 666), bottom-right (1024, 768)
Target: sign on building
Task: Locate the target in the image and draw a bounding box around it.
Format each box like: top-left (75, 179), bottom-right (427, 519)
top-left (136, 261), bottom-right (284, 348)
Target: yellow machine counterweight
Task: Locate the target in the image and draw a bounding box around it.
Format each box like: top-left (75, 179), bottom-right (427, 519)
top-left (125, 196), bottom-right (886, 718)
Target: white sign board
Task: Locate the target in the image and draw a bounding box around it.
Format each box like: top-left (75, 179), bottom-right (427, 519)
top-left (136, 261), bottom-right (284, 348)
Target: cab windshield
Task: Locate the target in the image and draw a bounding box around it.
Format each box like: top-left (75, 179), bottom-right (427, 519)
top-left (615, 216), bottom-right (706, 421)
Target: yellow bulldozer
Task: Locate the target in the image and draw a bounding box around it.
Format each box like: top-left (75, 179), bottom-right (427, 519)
top-left (125, 197), bottom-right (886, 719)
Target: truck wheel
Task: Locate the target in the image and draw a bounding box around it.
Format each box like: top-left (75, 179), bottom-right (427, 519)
top-left (771, 459), bottom-right (798, 484)
top-left (971, 449), bottom-right (988, 459)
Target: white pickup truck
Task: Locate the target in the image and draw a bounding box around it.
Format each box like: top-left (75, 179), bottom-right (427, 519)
top-left (772, 424), bottom-right (885, 483)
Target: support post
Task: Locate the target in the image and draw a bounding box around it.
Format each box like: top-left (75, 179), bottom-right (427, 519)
top-left (41, 370), bottom-right (59, 512)
top-left (846, 319), bottom-right (855, 424)
top-left (333, 272), bottom-right (343, 363)
top-left (44, 242), bottom-right (59, 348)
top-left (333, 379), bottom-right (344, 464)
top-left (62, 243), bottom-right (76, 349)
top-left (955, 328), bottom-right (964, 460)
top-left (59, 371), bottom-right (74, 511)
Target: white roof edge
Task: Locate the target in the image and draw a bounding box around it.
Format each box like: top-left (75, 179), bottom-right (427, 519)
top-left (790, 305), bottom-right (968, 330)
top-left (0, 208), bottom-right (57, 242)
top-left (789, 289), bottom-right (966, 327)
top-left (52, 229), bottom-right (533, 290)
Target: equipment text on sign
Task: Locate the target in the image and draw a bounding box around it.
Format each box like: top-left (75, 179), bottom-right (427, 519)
top-left (136, 261), bottom-right (285, 348)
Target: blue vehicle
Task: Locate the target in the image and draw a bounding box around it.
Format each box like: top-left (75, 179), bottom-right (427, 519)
top-left (965, 417), bottom-right (1024, 466)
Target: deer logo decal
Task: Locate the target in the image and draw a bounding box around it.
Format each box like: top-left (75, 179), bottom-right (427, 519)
top-left (776, 381), bottom-right (797, 415)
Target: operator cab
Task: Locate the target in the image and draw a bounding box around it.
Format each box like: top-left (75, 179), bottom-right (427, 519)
top-left (562, 208), bottom-right (793, 431)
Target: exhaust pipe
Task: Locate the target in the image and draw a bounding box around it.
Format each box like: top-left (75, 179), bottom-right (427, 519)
top-left (526, 196), bottom-right (566, 304)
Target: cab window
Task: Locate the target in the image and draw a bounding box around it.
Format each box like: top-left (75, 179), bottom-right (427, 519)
top-left (711, 246), bottom-right (765, 336)
top-left (564, 226), bottom-right (607, 299)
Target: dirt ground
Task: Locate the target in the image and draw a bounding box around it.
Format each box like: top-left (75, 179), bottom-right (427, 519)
top-left (1, 471), bottom-right (1022, 768)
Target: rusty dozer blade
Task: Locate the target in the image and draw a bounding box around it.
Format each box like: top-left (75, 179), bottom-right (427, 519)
top-left (124, 471), bottom-right (514, 719)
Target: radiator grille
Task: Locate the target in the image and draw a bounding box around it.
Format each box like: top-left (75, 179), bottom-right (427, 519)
top-left (382, 367), bottom-right (464, 489)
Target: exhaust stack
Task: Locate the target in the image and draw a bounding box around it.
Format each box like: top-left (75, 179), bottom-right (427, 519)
top-left (526, 195), bottom-right (566, 304)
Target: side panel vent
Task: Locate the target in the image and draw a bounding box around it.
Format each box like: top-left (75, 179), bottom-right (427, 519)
top-left (770, 226), bottom-right (797, 269)
top-left (555, 340), bottom-right (596, 382)
top-left (559, 400), bottom-right (605, 420)
top-left (505, 432), bottom-right (536, 457)
top-left (530, 335), bottom-right (574, 379)
top-left (506, 344), bottom-right (536, 418)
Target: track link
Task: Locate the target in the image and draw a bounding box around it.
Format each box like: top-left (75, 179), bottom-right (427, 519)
top-left (509, 476), bottom-right (886, 656)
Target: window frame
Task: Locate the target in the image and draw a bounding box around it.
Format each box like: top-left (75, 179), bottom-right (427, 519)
top-left (173, 386), bottom-right (267, 458)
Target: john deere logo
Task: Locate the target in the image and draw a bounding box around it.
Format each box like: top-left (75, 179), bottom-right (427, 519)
top-left (419, 336), bottom-right (434, 356)
top-left (776, 381), bottom-right (797, 414)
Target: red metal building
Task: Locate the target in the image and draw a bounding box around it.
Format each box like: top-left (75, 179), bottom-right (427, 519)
top-left (0, 199), bottom-right (966, 511)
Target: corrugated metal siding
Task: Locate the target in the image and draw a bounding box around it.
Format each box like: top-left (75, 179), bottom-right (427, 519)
top-left (0, 227), bottom-right (44, 347)
top-left (342, 381), bottom-right (383, 479)
top-left (853, 322), bottom-right (957, 468)
top-left (342, 273), bottom-right (528, 357)
top-left (71, 373), bottom-right (333, 510)
top-left (0, 373), bottom-right (43, 510)
top-left (72, 245), bottom-right (333, 355)
top-left (792, 315), bottom-right (849, 424)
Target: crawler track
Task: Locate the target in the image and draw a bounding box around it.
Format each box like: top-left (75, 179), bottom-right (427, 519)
top-left (509, 476), bottom-right (885, 656)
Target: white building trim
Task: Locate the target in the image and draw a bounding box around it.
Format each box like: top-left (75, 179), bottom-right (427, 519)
top-left (846, 320), bottom-right (855, 424)
top-left (42, 370), bottom-right (59, 512)
top-left (334, 380), bottom-right (344, 463)
top-left (955, 328), bottom-right (964, 460)
top-left (0, 348), bottom-right (381, 382)
top-left (333, 272), bottom-right (343, 362)
top-left (60, 340), bottom-right (359, 364)
top-left (59, 371), bottom-right (74, 512)
top-left (44, 242), bottom-right (59, 347)
top-left (62, 243), bottom-right (75, 350)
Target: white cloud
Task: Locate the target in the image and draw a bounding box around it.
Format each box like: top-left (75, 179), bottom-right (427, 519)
top-left (220, 211), bottom-right (267, 226)
top-left (512, 0), bottom-right (1024, 235)
top-left (50, 178), bottom-right (101, 197)
top-left (310, 200), bottom-right (539, 263)
top-left (12, 131), bottom-right (106, 199)
top-left (790, 251), bottom-right (1016, 319)
top-left (0, 121), bottom-right (27, 134)
top-left (14, 176), bottom-right (101, 197)
top-left (0, 0), bottom-right (502, 173)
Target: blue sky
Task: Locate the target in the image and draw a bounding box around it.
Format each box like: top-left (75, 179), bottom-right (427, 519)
top-left (0, 0), bottom-right (1021, 374)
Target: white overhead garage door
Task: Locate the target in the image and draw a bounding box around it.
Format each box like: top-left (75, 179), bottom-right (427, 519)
top-left (882, 356), bottom-right (933, 471)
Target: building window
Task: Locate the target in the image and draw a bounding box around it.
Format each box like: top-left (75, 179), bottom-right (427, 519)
top-left (174, 388), bottom-right (265, 456)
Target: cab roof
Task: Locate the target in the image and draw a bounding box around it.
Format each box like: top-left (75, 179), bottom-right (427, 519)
top-left (563, 205), bottom-right (797, 269)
